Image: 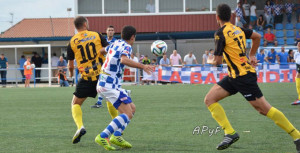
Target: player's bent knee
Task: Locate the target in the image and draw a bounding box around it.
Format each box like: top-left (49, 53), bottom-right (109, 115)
top-left (130, 103), bottom-right (136, 115)
top-left (204, 95), bottom-right (214, 107)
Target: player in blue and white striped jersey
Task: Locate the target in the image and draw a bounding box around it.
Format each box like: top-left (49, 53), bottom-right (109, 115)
top-left (95, 26), bottom-right (154, 151)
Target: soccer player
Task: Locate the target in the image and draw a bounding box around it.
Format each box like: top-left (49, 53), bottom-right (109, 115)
top-left (205, 4), bottom-right (300, 151)
top-left (292, 42), bottom-right (300, 105)
top-left (95, 26), bottom-right (154, 150)
top-left (91, 25), bottom-right (118, 122)
top-left (67, 16), bottom-right (109, 144)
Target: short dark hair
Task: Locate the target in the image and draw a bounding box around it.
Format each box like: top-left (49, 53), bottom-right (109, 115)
top-left (216, 4), bottom-right (231, 22)
top-left (288, 49), bottom-right (293, 54)
top-left (107, 25), bottom-right (114, 29)
top-left (53, 53), bottom-right (56, 56)
top-left (21, 55), bottom-right (25, 58)
top-left (74, 16), bottom-right (88, 29)
top-left (121, 25), bottom-right (136, 41)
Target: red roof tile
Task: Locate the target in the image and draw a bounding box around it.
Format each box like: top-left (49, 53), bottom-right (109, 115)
top-left (0, 18), bottom-right (75, 38)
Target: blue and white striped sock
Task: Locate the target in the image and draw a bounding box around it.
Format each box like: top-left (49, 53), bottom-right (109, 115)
top-left (97, 95), bottom-right (103, 105)
top-left (114, 120), bottom-right (130, 136)
top-left (100, 114), bottom-right (129, 138)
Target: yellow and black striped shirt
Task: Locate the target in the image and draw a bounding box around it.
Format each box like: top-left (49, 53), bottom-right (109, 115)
top-left (67, 30), bottom-right (109, 81)
top-left (214, 22), bottom-right (255, 78)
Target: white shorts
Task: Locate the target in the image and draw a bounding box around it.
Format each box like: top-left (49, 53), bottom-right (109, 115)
top-left (97, 86), bottom-right (132, 109)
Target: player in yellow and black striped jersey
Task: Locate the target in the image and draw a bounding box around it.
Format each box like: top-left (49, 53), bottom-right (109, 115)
top-left (68, 16), bottom-right (109, 145)
top-left (204, 4), bottom-right (300, 151)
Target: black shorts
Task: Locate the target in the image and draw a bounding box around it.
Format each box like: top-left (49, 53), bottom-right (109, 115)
top-left (73, 77), bottom-right (99, 98)
top-left (297, 64), bottom-right (300, 73)
top-left (217, 72), bottom-right (263, 101)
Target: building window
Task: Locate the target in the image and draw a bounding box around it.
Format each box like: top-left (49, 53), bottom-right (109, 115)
top-left (78, 0), bottom-right (102, 14)
top-left (186, 0), bottom-right (210, 12)
top-left (159, 0), bottom-right (183, 12)
top-left (212, 0), bottom-right (236, 11)
top-left (104, 0), bottom-right (129, 14)
top-left (131, 0), bottom-right (155, 13)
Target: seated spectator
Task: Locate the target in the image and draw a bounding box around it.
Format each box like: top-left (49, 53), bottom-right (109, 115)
top-left (184, 52), bottom-right (198, 65)
top-left (57, 56), bottom-right (67, 72)
top-left (265, 48), bottom-right (277, 64)
top-left (57, 69), bottom-right (69, 87)
top-left (256, 15), bottom-right (265, 31)
top-left (277, 46), bottom-right (288, 64)
top-left (207, 49), bottom-right (214, 64)
top-left (288, 49), bottom-right (295, 63)
top-left (202, 50), bottom-right (209, 64)
top-left (256, 49), bottom-right (266, 63)
top-left (264, 28), bottom-right (278, 47)
top-left (160, 54), bottom-right (170, 66)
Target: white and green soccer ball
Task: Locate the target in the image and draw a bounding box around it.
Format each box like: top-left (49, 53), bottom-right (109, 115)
top-left (26, 65), bottom-right (31, 70)
top-left (151, 40), bottom-right (167, 56)
top-left (31, 64), bottom-right (35, 69)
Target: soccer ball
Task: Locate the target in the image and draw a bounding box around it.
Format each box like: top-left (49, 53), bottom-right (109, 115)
top-left (31, 64), bottom-right (35, 69)
top-left (151, 40), bottom-right (167, 56)
top-left (26, 65), bottom-right (31, 70)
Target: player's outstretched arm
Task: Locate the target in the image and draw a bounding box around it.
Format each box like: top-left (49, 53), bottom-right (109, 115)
top-left (68, 60), bottom-right (74, 77)
top-left (249, 32), bottom-right (261, 67)
top-left (120, 55), bottom-right (154, 74)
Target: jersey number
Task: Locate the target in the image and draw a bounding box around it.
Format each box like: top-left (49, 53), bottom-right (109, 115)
top-left (77, 42), bottom-right (97, 64)
top-left (233, 36), bottom-right (246, 57)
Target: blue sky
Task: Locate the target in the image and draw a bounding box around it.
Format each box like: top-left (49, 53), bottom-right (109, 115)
top-left (0, 0), bottom-right (75, 33)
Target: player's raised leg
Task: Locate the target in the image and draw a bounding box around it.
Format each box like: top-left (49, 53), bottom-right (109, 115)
top-left (249, 97), bottom-right (300, 151)
top-left (71, 96), bottom-right (87, 144)
top-left (204, 84), bottom-right (239, 150)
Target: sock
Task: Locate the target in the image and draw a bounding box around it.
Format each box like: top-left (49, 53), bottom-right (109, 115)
top-left (97, 95), bottom-right (103, 105)
top-left (100, 114), bottom-right (129, 138)
top-left (107, 101), bottom-right (118, 119)
top-left (267, 107), bottom-right (300, 140)
top-left (72, 104), bottom-right (83, 130)
top-left (114, 120), bottom-right (130, 136)
top-left (296, 78), bottom-right (300, 100)
top-left (208, 102), bottom-right (235, 135)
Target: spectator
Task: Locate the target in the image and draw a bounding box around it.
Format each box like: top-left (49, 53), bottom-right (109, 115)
top-left (19, 55), bottom-right (26, 83)
top-left (264, 0), bottom-right (274, 25)
top-left (57, 56), bottom-right (67, 72)
top-left (296, 0), bottom-right (300, 22)
top-left (256, 49), bottom-right (266, 64)
top-left (256, 15), bottom-right (265, 31)
top-left (0, 54), bottom-right (8, 87)
top-left (57, 69), bottom-right (69, 87)
top-left (264, 28), bottom-right (277, 47)
top-left (129, 53), bottom-right (139, 82)
top-left (235, 1), bottom-right (246, 27)
top-left (207, 49), bottom-right (214, 64)
top-left (288, 49), bottom-right (295, 63)
top-left (151, 59), bottom-right (157, 65)
top-left (51, 53), bottom-right (59, 82)
top-left (170, 50), bottom-right (183, 66)
top-left (23, 56), bottom-right (32, 88)
top-left (242, 0), bottom-right (250, 26)
top-left (277, 46), bottom-right (288, 64)
top-left (31, 52), bottom-right (42, 83)
top-left (296, 29), bottom-right (300, 45)
top-left (250, 1), bottom-right (257, 26)
top-left (265, 48), bottom-right (277, 64)
top-left (285, 0), bottom-right (294, 23)
top-left (142, 55), bottom-right (151, 65)
top-left (146, 0), bottom-right (155, 13)
top-left (184, 52), bottom-right (198, 65)
top-left (42, 53), bottom-right (48, 64)
top-left (273, 0), bottom-right (284, 24)
top-left (202, 50), bottom-right (209, 65)
top-left (160, 54), bottom-right (170, 66)
top-left (153, 54), bottom-right (163, 65)
top-left (142, 55), bottom-right (151, 85)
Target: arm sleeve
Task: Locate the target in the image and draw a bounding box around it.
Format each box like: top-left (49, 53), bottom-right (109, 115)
top-left (240, 28), bottom-right (253, 39)
top-left (214, 31), bottom-right (225, 56)
top-left (121, 46), bottom-right (132, 58)
top-left (67, 43), bottom-right (74, 60)
top-left (98, 32), bottom-right (109, 47)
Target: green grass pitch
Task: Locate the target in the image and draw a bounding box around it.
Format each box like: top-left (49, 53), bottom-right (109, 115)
top-left (0, 83), bottom-right (299, 153)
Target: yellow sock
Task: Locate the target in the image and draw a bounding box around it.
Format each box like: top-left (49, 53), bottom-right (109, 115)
top-left (72, 104), bottom-right (83, 130)
top-left (208, 102), bottom-right (235, 135)
top-left (296, 78), bottom-right (300, 100)
top-left (267, 107), bottom-right (300, 140)
top-left (107, 101), bottom-right (118, 119)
